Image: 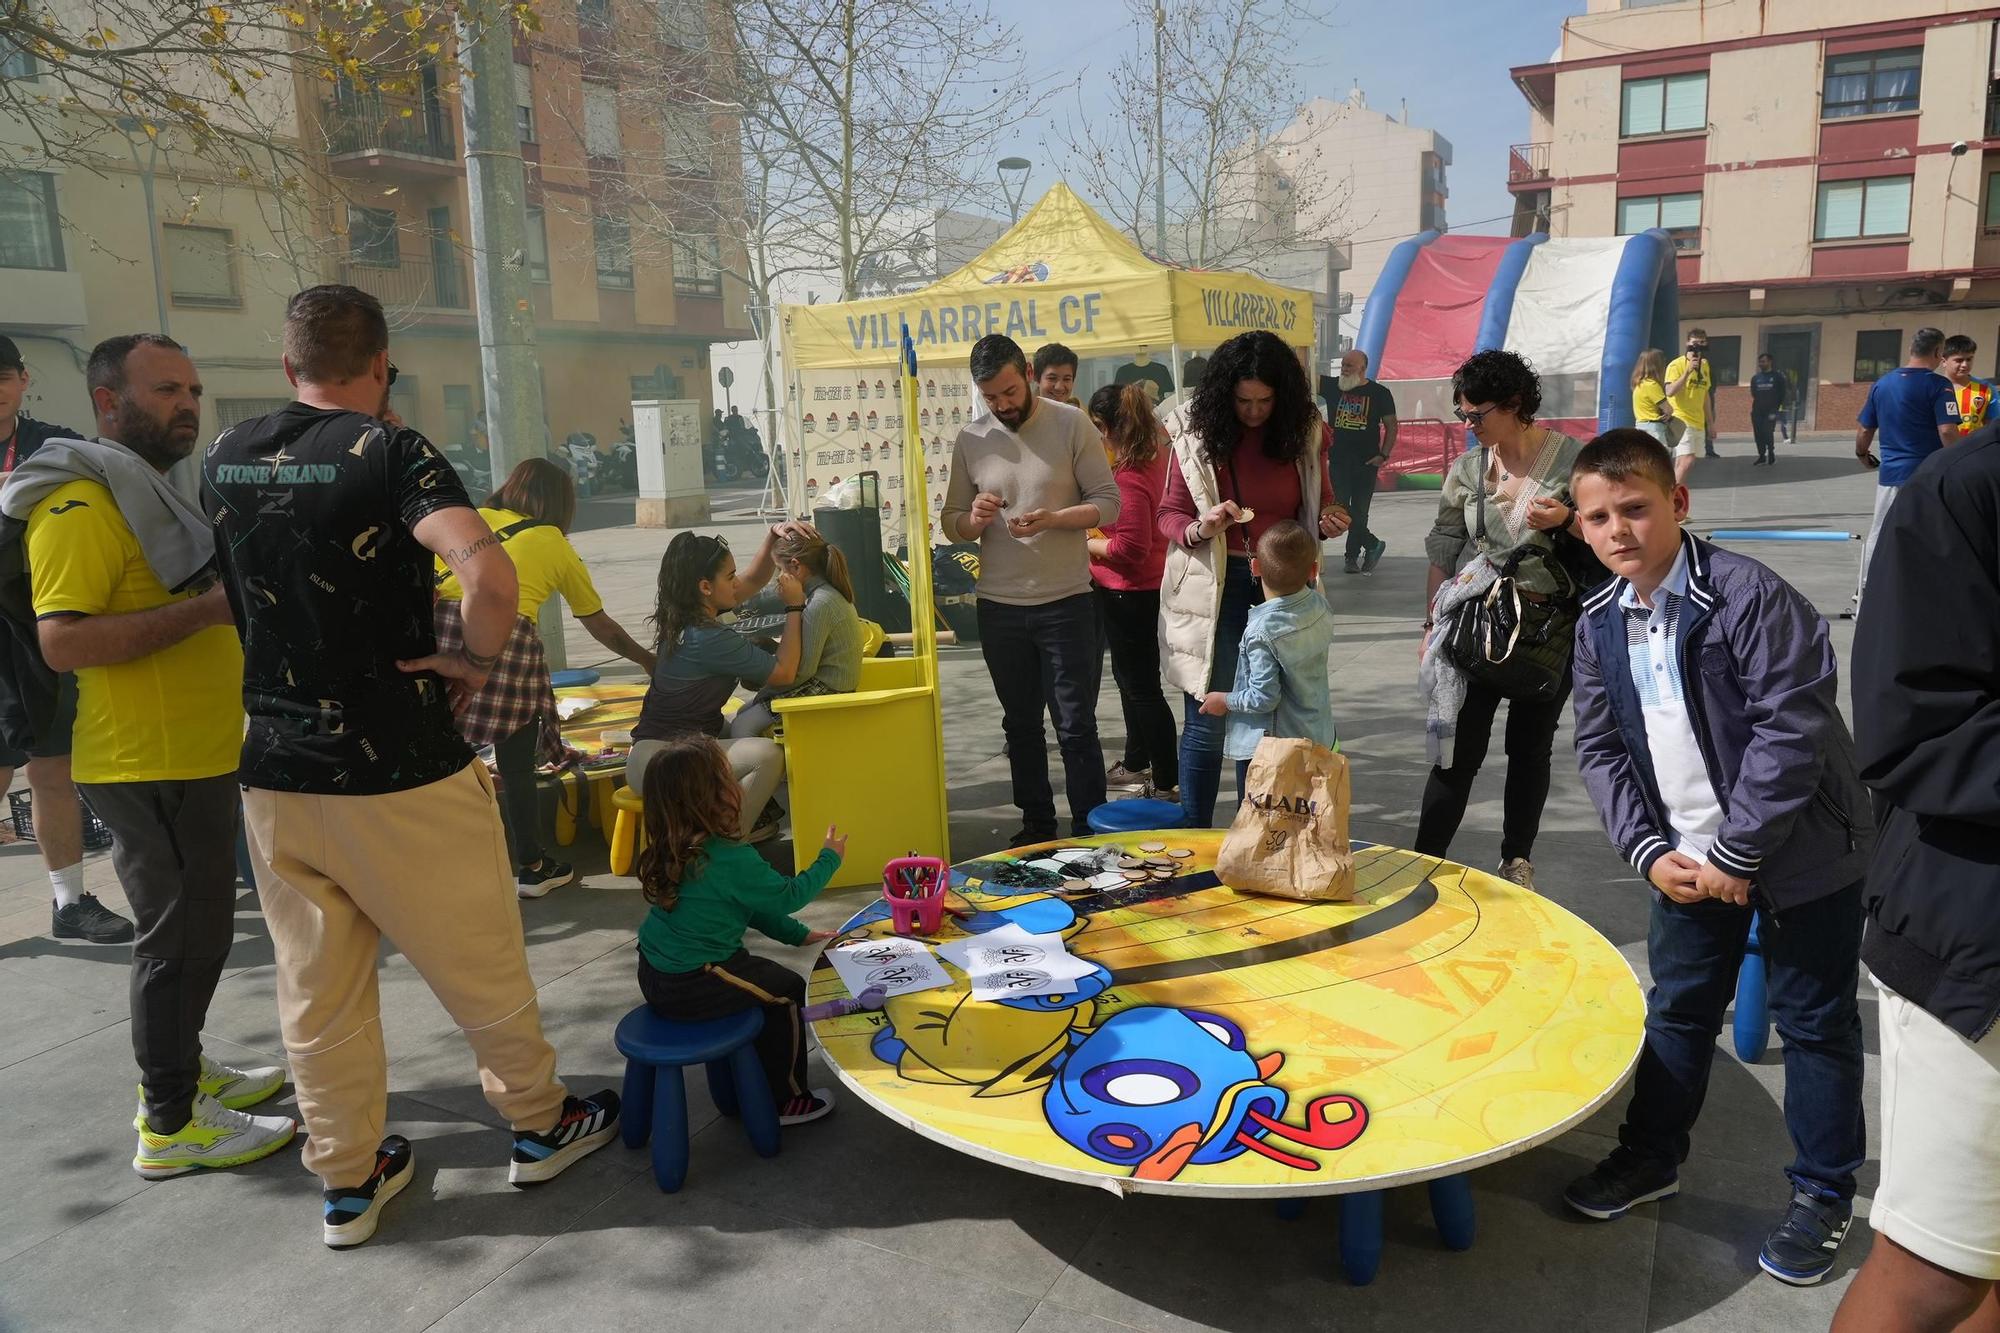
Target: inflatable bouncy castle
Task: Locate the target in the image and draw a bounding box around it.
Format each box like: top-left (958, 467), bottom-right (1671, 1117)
top-left (1356, 229), bottom-right (1680, 484)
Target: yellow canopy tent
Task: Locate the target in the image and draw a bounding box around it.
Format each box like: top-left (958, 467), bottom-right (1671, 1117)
top-left (785, 182), bottom-right (1314, 369)
top-left (778, 182), bottom-right (1315, 522)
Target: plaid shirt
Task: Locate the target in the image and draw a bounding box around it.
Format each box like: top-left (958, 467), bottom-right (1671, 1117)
top-left (432, 600), bottom-right (564, 765)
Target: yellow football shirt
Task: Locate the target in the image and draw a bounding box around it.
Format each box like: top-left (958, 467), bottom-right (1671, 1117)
top-left (1664, 355), bottom-right (1712, 432)
top-left (1632, 378), bottom-right (1669, 423)
top-left (26, 479), bottom-right (244, 783)
top-left (433, 506), bottom-right (604, 620)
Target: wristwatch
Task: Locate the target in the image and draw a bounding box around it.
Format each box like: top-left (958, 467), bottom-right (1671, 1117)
top-left (785, 605), bottom-right (807, 614)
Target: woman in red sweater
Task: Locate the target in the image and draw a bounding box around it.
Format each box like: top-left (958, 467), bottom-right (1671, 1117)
top-left (1157, 331), bottom-right (1349, 825)
top-left (1088, 382), bottom-right (1177, 799)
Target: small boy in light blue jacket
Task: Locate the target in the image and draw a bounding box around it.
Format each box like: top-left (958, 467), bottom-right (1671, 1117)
top-left (1200, 520), bottom-right (1337, 795)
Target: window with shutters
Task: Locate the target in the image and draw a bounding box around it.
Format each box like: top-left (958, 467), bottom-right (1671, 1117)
top-left (594, 211), bottom-right (633, 288)
top-left (0, 171), bottom-right (63, 270)
top-left (513, 62), bottom-right (536, 143)
top-left (662, 103), bottom-right (711, 173)
top-left (1815, 176), bottom-right (1912, 241)
top-left (1616, 191), bottom-right (1702, 250)
top-left (525, 206), bottom-right (550, 282)
top-left (1823, 48), bottom-right (1921, 119)
top-left (584, 85), bottom-right (622, 158)
top-left (165, 224), bottom-right (239, 306)
top-left (349, 206), bottom-right (400, 265)
top-left (1620, 72), bottom-right (1708, 137)
top-left (673, 232), bottom-right (722, 296)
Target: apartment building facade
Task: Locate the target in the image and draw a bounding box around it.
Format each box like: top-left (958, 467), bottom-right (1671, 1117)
top-left (1, 0), bottom-right (748, 457)
top-left (1508, 0), bottom-right (2000, 431)
top-left (1251, 87), bottom-right (1449, 344)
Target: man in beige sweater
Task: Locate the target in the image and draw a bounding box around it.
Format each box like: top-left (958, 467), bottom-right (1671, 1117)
top-left (942, 333), bottom-right (1121, 844)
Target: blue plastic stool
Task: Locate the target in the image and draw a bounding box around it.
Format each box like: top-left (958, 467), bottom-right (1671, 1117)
top-left (549, 668), bottom-right (601, 689)
top-left (1734, 916), bottom-right (1770, 1062)
top-left (1086, 798), bottom-right (1190, 835)
top-left (1275, 1174), bottom-right (1477, 1285)
top-left (614, 1006), bottom-right (781, 1192)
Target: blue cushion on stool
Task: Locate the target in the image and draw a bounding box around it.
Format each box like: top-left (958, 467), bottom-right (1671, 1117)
top-left (615, 1006), bottom-right (764, 1066)
top-left (1087, 798), bottom-right (1190, 834)
top-left (550, 668), bottom-right (601, 689)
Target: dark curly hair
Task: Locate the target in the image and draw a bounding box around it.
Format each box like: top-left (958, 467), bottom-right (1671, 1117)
top-left (1452, 348), bottom-right (1542, 425)
top-left (1185, 330), bottom-right (1320, 467)
top-left (651, 531), bottom-right (730, 657)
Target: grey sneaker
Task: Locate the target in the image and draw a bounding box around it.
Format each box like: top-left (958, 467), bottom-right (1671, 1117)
top-left (1362, 537), bottom-right (1388, 573)
top-left (1342, 554), bottom-right (1361, 575)
top-left (1498, 858), bottom-right (1537, 892)
top-left (1106, 763), bottom-right (1150, 792)
top-left (52, 893), bottom-right (135, 944)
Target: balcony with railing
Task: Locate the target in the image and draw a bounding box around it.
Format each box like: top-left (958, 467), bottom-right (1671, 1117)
top-left (321, 92), bottom-right (460, 177)
top-left (1508, 142), bottom-right (1551, 189)
top-left (335, 255), bottom-right (469, 313)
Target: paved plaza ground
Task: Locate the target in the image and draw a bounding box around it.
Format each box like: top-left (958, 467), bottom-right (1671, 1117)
top-left (0, 434), bottom-right (1883, 1331)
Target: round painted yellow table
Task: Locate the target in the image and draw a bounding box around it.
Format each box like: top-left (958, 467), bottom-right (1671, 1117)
top-left (808, 832), bottom-right (1645, 1283)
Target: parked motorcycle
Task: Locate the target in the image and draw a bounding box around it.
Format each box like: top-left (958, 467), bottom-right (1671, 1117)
top-left (560, 432), bottom-right (599, 497)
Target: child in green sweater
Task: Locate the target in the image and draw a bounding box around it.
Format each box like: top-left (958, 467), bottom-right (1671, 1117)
top-left (634, 735), bottom-right (847, 1125)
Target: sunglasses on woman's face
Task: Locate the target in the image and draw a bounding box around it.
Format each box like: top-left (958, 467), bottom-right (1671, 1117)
top-left (1454, 404), bottom-right (1497, 427)
top-left (387, 362), bottom-right (399, 386)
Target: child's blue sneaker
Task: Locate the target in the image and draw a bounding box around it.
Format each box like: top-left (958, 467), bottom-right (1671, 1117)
top-left (508, 1089), bottom-right (620, 1186)
top-left (1758, 1189), bottom-right (1852, 1285)
top-left (323, 1135), bottom-right (413, 1249)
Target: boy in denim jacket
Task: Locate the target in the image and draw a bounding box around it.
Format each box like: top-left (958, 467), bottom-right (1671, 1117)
top-left (1200, 521), bottom-right (1336, 794)
top-left (1565, 430), bottom-right (1871, 1288)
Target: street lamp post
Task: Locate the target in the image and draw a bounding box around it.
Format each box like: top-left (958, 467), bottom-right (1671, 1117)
top-left (997, 156), bottom-right (1032, 225)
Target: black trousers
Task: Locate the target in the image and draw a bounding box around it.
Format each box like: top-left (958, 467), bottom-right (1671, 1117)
top-left (493, 716), bottom-right (545, 870)
top-left (1413, 676), bottom-right (1570, 865)
top-left (1328, 452), bottom-right (1381, 560)
top-left (80, 775), bottom-right (241, 1134)
top-left (1094, 584), bottom-right (1178, 789)
top-left (976, 593), bottom-right (1107, 835)
top-left (638, 949), bottom-right (807, 1103)
top-left (1752, 409), bottom-right (1779, 461)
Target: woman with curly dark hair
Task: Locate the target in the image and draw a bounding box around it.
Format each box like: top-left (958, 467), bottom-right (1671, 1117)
top-left (1416, 348), bottom-right (1594, 891)
top-left (633, 736), bottom-right (847, 1126)
top-left (1157, 329), bottom-right (1350, 825)
top-left (627, 523), bottom-right (809, 842)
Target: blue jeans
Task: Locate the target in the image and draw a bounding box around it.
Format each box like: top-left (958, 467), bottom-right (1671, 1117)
top-left (977, 593), bottom-right (1107, 836)
top-left (1179, 556), bottom-right (1262, 827)
top-left (1619, 879), bottom-right (1867, 1202)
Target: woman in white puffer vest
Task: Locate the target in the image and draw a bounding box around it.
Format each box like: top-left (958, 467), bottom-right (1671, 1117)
top-left (1155, 331), bottom-right (1350, 826)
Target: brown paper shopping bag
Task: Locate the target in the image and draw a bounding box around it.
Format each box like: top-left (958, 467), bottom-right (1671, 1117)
top-left (1215, 736), bottom-right (1355, 902)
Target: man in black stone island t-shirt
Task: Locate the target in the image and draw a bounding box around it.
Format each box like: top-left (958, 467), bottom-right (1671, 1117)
top-left (202, 284), bottom-right (617, 1249)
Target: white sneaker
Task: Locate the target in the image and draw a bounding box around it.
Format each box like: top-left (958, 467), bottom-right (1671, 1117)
top-left (132, 1092), bottom-right (298, 1180)
top-left (200, 1053), bottom-right (287, 1109)
top-left (1498, 858), bottom-right (1537, 893)
top-left (133, 1055), bottom-right (289, 1130)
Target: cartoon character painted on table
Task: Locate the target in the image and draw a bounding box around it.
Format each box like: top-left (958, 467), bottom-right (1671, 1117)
top-left (834, 870), bottom-right (1369, 1184)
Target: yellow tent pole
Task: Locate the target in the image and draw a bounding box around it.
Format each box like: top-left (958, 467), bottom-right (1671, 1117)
top-left (901, 322), bottom-right (950, 859)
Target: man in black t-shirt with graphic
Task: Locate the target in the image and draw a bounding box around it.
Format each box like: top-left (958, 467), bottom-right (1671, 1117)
top-left (1326, 348), bottom-right (1398, 574)
top-left (203, 285), bottom-right (617, 1249)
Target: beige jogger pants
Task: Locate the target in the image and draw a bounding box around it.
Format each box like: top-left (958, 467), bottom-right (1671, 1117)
top-left (243, 762), bottom-right (567, 1188)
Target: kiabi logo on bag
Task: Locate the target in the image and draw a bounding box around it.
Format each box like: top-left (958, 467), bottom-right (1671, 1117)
top-left (1247, 791), bottom-right (1317, 818)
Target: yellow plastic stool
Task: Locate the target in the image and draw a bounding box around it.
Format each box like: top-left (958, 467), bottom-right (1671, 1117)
top-left (611, 785), bottom-right (647, 876)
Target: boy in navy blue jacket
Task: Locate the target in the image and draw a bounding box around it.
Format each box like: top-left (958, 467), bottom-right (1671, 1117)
top-left (1564, 430), bottom-right (1872, 1287)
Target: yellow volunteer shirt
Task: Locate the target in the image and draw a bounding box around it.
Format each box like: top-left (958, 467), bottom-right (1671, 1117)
top-left (1665, 355), bottom-right (1712, 432)
top-left (26, 479), bottom-right (244, 784)
top-left (433, 506), bottom-right (604, 619)
top-left (1633, 378), bottom-right (1669, 423)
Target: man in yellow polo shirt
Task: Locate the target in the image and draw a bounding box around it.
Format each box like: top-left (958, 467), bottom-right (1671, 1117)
top-left (1664, 327), bottom-right (1718, 485)
top-left (24, 334), bottom-right (296, 1179)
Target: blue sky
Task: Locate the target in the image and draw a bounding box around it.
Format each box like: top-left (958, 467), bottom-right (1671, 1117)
top-left (999, 0), bottom-right (1582, 242)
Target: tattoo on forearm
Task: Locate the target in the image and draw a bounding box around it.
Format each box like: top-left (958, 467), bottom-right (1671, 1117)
top-left (443, 533), bottom-right (498, 567)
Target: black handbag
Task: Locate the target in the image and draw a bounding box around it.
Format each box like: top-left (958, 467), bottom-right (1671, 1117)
top-left (1440, 445), bottom-right (1581, 703)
